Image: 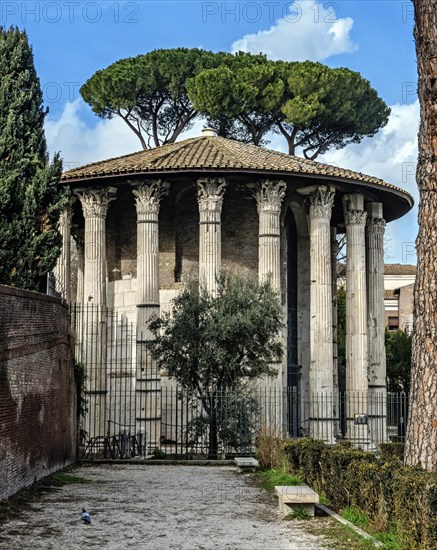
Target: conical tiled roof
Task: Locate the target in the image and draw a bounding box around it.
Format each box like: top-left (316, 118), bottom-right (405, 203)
top-left (61, 134), bottom-right (414, 221)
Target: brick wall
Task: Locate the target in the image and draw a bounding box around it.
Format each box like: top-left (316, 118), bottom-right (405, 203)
top-left (0, 285), bottom-right (76, 501)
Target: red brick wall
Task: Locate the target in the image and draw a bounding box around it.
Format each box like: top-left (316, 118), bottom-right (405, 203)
top-left (0, 285), bottom-right (76, 500)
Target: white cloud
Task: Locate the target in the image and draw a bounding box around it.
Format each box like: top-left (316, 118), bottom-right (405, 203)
top-left (45, 99), bottom-right (143, 169)
top-left (231, 1), bottom-right (358, 61)
top-left (45, 99), bottom-right (208, 170)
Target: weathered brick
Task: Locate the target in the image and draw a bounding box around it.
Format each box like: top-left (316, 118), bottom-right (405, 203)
top-left (0, 285), bottom-right (76, 501)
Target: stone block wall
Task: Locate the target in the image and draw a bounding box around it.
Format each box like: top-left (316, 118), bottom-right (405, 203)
top-left (0, 285), bottom-right (76, 501)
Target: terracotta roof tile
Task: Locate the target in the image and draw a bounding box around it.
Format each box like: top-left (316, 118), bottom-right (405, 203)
top-left (384, 264), bottom-right (417, 275)
top-left (60, 135), bottom-right (412, 201)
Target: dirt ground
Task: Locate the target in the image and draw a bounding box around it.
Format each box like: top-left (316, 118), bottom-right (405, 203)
top-left (0, 464), bottom-right (329, 549)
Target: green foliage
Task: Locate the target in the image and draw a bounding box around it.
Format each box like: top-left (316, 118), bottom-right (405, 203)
top-left (187, 52), bottom-right (284, 146)
top-left (257, 468), bottom-right (302, 491)
top-left (148, 273), bottom-right (283, 457)
top-left (151, 447), bottom-right (167, 459)
top-left (379, 443), bottom-right (405, 463)
top-left (185, 391), bottom-right (260, 454)
top-left (385, 329), bottom-right (412, 393)
top-left (148, 274), bottom-right (283, 392)
top-left (82, 48), bottom-right (389, 160)
top-left (81, 48), bottom-right (219, 149)
top-left (0, 27), bottom-right (68, 290)
top-left (277, 61), bottom-right (390, 158)
top-left (258, 438), bottom-right (437, 548)
top-left (73, 359), bottom-right (87, 418)
top-left (188, 55), bottom-right (389, 157)
top-left (342, 506), bottom-right (370, 528)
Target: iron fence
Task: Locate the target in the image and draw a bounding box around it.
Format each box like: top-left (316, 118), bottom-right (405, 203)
top-left (71, 303), bottom-right (409, 460)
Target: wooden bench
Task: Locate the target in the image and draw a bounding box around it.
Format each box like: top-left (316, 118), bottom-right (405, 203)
top-left (234, 457), bottom-right (259, 472)
top-left (275, 485), bottom-right (319, 517)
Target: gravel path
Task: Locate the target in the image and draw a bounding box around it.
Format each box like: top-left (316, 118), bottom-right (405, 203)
top-left (0, 465), bottom-right (327, 549)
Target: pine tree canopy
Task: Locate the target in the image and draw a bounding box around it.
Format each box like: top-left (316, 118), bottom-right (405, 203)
top-left (0, 26), bottom-right (68, 291)
top-left (81, 48), bottom-right (390, 159)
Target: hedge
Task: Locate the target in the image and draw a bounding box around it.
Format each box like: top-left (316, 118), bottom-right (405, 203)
top-left (257, 436), bottom-right (437, 549)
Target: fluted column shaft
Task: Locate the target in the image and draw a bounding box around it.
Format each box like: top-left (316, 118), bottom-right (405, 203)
top-left (255, 180), bottom-right (286, 292)
top-left (197, 178), bottom-right (227, 294)
top-left (77, 187), bottom-right (116, 440)
top-left (343, 194), bottom-right (370, 446)
top-left (74, 229), bottom-right (84, 304)
top-left (78, 188), bottom-right (116, 305)
top-left (54, 205), bottom-right (72, 303)
top-left (366, 202), bottom-right (387, 444)
top-left (133, 180), bottom-right (170, 340)
top-left (331, 227), bottom-right (340, 435)
top-left (133, 180), bottom-right (169, 448)
top-left (308, 186), bottom-right (336, 442)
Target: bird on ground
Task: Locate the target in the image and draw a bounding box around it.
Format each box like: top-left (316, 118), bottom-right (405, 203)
top-left (81, 509), bottom-right (92, 524)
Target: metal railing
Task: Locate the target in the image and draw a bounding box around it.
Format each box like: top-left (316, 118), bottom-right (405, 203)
top-left (71, 303), bottom-right (409, 460)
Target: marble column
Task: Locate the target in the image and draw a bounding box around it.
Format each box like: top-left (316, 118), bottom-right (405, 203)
top-left (77, 188), bottom-right (116, 305)
top-left (254, 180), bottom-right (286, 291)
top-left (331, 227), bottom-right (340, 438)
top-left (72, 228), bottom-right (84, 304)
top-left (197, 177), bottom-right (227, 294)
top-left (343, 194), bottom-right (370, 447)
top-left (254, 180), bottom-right (286, 415)
top-left (308, 186), bottom-right (336, 442)
top-left (54, 204), bottom-right (72, 303)
top-left (132, 180), bottom-right (169, 449)
top-left (366, 202), bottom-right (387, 445)
top-left (77, 187), bottom-right (116, 441)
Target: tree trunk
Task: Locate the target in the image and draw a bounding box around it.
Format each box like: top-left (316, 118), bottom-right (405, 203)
top-left (404, 0), bottom-right (437, 472)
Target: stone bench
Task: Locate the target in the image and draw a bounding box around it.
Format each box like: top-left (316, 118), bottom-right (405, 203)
top-left (275, 485), bottom-right (319, 517)
top-left (234, 457), bottom-right (259, 472)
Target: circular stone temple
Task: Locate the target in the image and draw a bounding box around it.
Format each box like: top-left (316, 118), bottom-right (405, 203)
top-left (58, 129), bottom-right (413, 450)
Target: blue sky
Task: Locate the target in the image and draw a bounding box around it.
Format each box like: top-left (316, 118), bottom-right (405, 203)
top-left (3, 1), bottom-right (419, 263)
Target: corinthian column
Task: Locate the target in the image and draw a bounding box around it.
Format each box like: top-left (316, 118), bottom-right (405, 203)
top-left (197, 178), bottom-right (227, 294)
top-left (132, 180), bottom-right (169, 449)
top-left (54, 204), bottom-right (72, 303)
top-left (343, 194), bottom-right (370, 447)
top-left (366, 202), bottom-right (387, 445)
top-left (77, 188), bottom-right (116, 305)
top-left (77, 187), bottom-right (116, 442)
top-left (308, 186), bottom-right (336, 442)
top-left (254, 180), bottom-right (286, 406)
top-left (254, 180), bottom-right (286, 291)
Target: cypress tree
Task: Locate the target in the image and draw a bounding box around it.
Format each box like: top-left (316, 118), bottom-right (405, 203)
top-left (0, 26), bottom-right (68, 291)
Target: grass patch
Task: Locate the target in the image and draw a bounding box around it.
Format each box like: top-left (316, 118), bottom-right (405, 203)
top-left (51, 472), bottom-right (89, 485)
top-left (257, 468), bottom-right (302, 491)
top-left (342, 506), bottom-right (370, 528)
top-left (284, 506), bottom-right (313, 521)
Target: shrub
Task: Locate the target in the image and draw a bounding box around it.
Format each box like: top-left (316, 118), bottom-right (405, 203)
top-left (257, 437), bottom-right (437, 549)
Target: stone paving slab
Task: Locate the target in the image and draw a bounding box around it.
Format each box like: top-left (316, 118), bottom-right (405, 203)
top-left (0, 465), bottom-right (327, 549)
